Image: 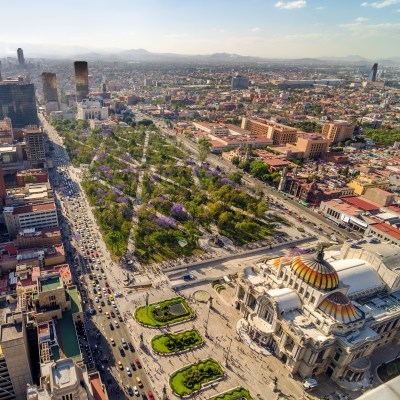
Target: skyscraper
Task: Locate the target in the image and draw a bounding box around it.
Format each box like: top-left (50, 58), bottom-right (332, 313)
top-left (0, 78), bottom-right (39, 128)
top-left (23, 127), bottom-right (46, 163)
top-left (231, 74), bottom-right (249, 90)
top-left (367, 63), bottom-right (378, 82)
top-left (74, 61), bottom-right (89, 101)
top-left (41, 72), bottom-right (58, 104)
top-left (17, 48), bottom-right (25, 68)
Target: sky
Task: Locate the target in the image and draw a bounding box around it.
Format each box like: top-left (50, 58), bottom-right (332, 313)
top-left (0, 0), bottom-right (400, 59)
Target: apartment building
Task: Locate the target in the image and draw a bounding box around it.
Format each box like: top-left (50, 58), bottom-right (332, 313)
top-left (23, 127), bottom-right (45, 163)
top-left (3, 202), bottom-right (58, 239)
top-left (241, 117), bottom-right (298, 145)
top-left (322, 121), bottom-right (355, 144)
top-left (289, 135), bottom-right (330, 159)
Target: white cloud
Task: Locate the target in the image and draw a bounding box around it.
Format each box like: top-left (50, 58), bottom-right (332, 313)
top-left (316, 6), bottom-right (326, 9)
top-left (354, 16), bottom-right (369, 22)
top-left (251, 27), bottom-right (261, 32)
top-left (361, 0), bottom-right (400, 9)
top-left (275, 1), bottom-right (307, 10)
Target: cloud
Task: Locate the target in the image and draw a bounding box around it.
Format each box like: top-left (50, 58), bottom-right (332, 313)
top-left (251, 27), bottom-right (261, 32)
top-left (354, 17), bottom-right (369, 22)
top-left (339, 20), bottom-right (400, 33)
top-left (361, 0), bottom-right (400, 9)
top-left (275, 1), bottom-right (306, 10)
top-left (316, 6), bottom-right (326, 9)
top-left (212, 28), bottom-right (226, 33)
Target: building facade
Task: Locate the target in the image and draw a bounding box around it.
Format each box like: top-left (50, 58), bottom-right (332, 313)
top-left (23, 127), bottom-right (45, 163)
top-left (322, 122), bottom-right (355, 144)
top-left (235, 244), bottom-right (400, 388)
top-left (74, 61), bottom-right (89, 102)
top-left (40, 72), bottom-right (59, 106)
top-left (0, 79), bottom-right (38, 129)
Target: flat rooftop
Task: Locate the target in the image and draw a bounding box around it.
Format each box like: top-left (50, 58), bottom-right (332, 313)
top-left (40, 277), bottom-right (61, 292)
top-left (51, 359), bottom-right (78, 388)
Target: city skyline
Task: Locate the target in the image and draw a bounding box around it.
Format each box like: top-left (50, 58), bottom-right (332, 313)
top-left (1, 0), bottom-right (400, 59)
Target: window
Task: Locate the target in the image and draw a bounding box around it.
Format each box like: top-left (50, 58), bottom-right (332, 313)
top-left (300, 287), bottom-right (304, 295)
top-left (334, 348), bottom-right (342, 361)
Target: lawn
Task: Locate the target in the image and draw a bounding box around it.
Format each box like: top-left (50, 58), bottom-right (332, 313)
top-left (170, 359), bottom-right (224, 396)
top-left (135, 297), bottom-right (195, 327)
top-left (378, 358), bottom-right (400, 382)
top-left (208, 387), bottom-right (253, 400)
top-left (151, 329), bottom-right (202, 354)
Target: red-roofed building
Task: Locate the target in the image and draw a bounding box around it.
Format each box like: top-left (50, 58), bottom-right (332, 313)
top-left (341, 196), bottom-right (381, 212)
top-left (89, 372), bottom-right (108, 400)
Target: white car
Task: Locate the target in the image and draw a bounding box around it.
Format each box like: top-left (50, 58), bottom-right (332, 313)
top-left (95, 297), bottom-right (99, 303)
top-left (114, 321), bottom-right (119, 328)
top-left (126, 367), bottom-right (131, 376)
top-left (133, 386), bottom-right (139, 396)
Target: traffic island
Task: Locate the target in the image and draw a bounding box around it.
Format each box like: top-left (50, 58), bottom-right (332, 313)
top-left (134, 297), bottom-right (195, 327)
top-left (151, 329), bottom-right (203, 354)
top-left (169, 358), bottom-right (224, 397)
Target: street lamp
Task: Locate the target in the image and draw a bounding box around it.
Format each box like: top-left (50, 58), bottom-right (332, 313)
top-left (224, 337), bottom-right (233, 367)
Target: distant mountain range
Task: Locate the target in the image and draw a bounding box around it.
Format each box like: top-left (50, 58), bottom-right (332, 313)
top-left (1, 43), bottom-right (399, 65)
top-left (61, 50), bottom-right (400, 66)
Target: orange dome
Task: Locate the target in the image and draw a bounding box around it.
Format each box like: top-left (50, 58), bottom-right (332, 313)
top-left (291, 250), bottom-right (339, 291)
top-left (318, 292), bottom-right (363, 324)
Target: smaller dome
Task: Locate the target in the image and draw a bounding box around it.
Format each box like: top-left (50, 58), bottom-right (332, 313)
top-left (271, 256), bottom-right (291, 269)
top-left (318, 292), bottom-right (363, 324)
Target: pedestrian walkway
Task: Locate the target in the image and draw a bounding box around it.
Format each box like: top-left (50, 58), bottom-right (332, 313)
top-left (236, 318), bottom-right (271, 356)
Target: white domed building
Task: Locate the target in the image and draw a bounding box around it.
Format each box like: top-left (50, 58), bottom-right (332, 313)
top-left (235, 243), bottom-right (400, 386)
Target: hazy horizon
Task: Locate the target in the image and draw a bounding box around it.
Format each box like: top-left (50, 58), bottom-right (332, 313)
top-left (1, 0), bottom-right (400, 59)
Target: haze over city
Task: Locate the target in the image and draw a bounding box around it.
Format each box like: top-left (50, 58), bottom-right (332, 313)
top-left (1, 0), bottom-right (400, 59)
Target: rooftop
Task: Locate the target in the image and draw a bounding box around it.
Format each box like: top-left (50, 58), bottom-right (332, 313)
top-left (40, 277), bottom-right (61, 292)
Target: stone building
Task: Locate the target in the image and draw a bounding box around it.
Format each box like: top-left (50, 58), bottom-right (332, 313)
top-left (235, 243), bottom-right (400, 388)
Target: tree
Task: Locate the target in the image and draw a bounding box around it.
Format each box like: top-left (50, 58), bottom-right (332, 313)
top-left (198, 138), bottom-right (211, 164)
top-left (24, 175), bottom-right (37, 184)
top-left (249, 160), bottom-right (269, 179)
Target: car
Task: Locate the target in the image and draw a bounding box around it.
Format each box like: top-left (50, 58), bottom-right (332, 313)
top-left (128, 342), bottom-right (135, 352)
top-left (118, 315), bottom-right (123, 322)
top-left (119, 346), bottom-right (125, 356)
top-left (107, 299), bottom-right (111, 305)
top-left (121, 338), bottom-right (128, 349)
top-left (117, 361), bottom-right (123, 370)
top-left (147, 391), bottom-right (155, 400)
top-left (135, 359), bottom-right (142, 369)
top-left (109, 322), bottom-right (114, 330)
top-left (105, 312), bottom-right (110, 319)
top-left (182, 274), bottom-right (195, 281)
top-left (126, 367), bottom-right (132, 376)
top-left (114, 321), bottom-right (119, 328)
top-left (126, 385), bottom-right (134, 396)
top-left (109, 295), bottom-right (114, 301)
top-left (97, 306), bottom-right (102, 312)
top-left (110, 311), bottom-right (115, 318)
top-left (129, 360), bottom-right (137, 370)
top-left (133, 386), bottom-right (140, 397)
top-left (135, 376), bottom-right (143, 387)
top-left (110, 338), bottom-right (115, 346)
top-left (303, 378), bottom-right (318, 391)
top-left (89, 309), bottom-right (96, 315)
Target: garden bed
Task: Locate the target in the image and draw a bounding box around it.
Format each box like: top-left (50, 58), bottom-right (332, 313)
top-left (151, 329), bottom-right (203, 354)
top-left (377, 358), bottom-right (400, 382)
top-left (208, 387), bottom-right (253, 400)
top-left (135, 297), bottom-right (195, 327)
top-left (169, 358), bottom-right (224, 396)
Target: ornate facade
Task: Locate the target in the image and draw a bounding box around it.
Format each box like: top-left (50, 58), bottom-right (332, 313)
top-left (235, 244), bottom-right (400, 386)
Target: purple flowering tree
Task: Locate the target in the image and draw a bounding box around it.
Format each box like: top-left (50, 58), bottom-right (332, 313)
top-left (156, 216), bottom-right (177, 229)
top-left (171, 203), bottom-right (188, 219)
top-left (220, 178), bottom-right (235, 186)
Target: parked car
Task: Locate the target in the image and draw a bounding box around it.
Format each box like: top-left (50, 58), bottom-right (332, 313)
top-left (303, 378), bottom-right (318, 391)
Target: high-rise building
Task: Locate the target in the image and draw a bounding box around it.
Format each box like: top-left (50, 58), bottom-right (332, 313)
top-left (40, 72), bottom-right (58, 104)
top-left (74, 61), bottom-right (89, 101)
top-left (322, 121), bottom-right (355, 144)
top-left (0, 312), bottom-right (33, 399)
top-left (0, 118), bottom-right (13, 144)
top-left (367, 63), bottom-right (378, 82)
top-left (231, 74), bottom-right (249, 90)
top-left (23, 127), bottom-right (45, 163)
top-left (17, 48), bottom-right (25, 68)
top-left (0, 78), bottom-right (39, 128)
